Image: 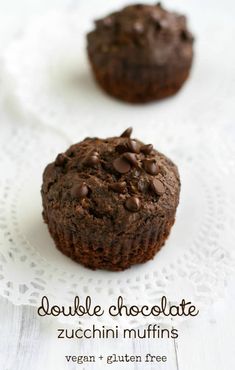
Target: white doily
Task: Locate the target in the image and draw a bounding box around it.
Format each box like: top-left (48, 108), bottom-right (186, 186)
top-left (0, 114), bottom-right (234, 327)
top-left (2, 0), bottom-right (235, 141)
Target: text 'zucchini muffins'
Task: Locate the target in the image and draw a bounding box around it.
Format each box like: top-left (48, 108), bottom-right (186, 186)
top-left (87, 3), bottom-right (194, 103)
top-left (41, 128), bottom-right (180, 271)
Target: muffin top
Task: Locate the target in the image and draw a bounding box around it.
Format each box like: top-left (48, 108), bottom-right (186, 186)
top-left (87, 3), bottom-right (194, 65)
top-left (42, 128), bottom-right (180, 229)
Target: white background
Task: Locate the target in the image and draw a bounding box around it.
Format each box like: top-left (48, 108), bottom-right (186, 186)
top-left (0, 1), bottom-right (235, 369)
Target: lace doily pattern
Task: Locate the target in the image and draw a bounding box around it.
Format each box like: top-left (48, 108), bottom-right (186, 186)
top-left (0, 120), bottom-right (234, 327)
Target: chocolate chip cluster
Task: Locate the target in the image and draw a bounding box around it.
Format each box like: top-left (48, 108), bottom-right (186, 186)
top-left (54, 127), bottom-right (165, 213)
top-left (111, 127), bottom-right (165, 212)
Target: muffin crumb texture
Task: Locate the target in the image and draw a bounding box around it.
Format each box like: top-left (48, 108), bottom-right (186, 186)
top-left (41, 128), bottom-right (180, 271)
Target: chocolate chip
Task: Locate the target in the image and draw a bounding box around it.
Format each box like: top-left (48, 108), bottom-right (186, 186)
top-left (143, 159), bottom-right (159, 175)
top-left (66, 149), bottom-right (75, 158)
top-left (120, 127), bottom-right (133, 138)
top-left (71, 183), bottom-right (89, 199)
top-left (141, 144), bottom-right (153, 155)
top-left (102, 16), bottom-right (113, 27)
top-left (84, 137), bottom-right (98, 141)
top-left (109, 181), bottom-right (126, 193)
top-left (123, 152), bottom-right (138, 167)
top-left (125, 197), bottom-right (140, 212)
top-left (150, 179), bottom-right (165, 195)
top-left (159, 19), bottom-right (168, 29)
top-left (133, 22), bottom-right (144, 34)
top-left (86, 155), bottom-right (99, 167)
top-left (113, 157), bottom-right (131, 173)
top-left (181, 29), bottom-right (194, 42)
top-left (151, 11), bottom-right (161, 22)
top-left (127, 139), bottom-right (140, 153)
top-left (55, 153), bottom-right (68, 166)
top-left (154, 20), bottom-right (162, 31)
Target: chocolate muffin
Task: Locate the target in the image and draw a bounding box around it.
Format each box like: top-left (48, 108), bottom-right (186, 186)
top-left (87, 3), bottom-right (194, 103)
top-left (41, 128), bottom-right (180, 271)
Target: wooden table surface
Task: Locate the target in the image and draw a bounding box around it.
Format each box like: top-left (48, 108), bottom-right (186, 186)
top-left (1, 283), bottom-right (235, 370)
top-left (0, 1), bottom-right (234, 369)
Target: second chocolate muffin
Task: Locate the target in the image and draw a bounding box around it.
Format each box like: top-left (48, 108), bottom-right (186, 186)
top-left (41, 128), bottom-right (180, 271)
top-left (87, 3), bottom-right (194, 103)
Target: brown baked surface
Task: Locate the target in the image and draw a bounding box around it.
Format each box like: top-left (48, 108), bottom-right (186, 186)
top-left (87, 3), bottom-right (194, 103)
top-left (41, 128), bottom-right (180, 271)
